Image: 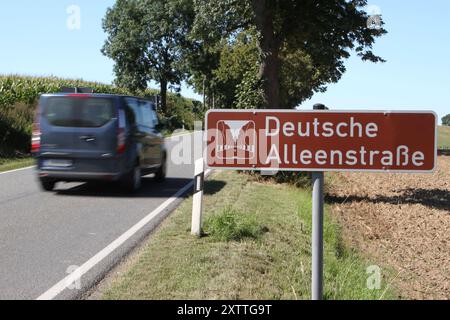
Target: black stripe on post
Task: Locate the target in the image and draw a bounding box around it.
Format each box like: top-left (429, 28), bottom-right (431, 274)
top-left (193, 172), bottom-right (204, 194)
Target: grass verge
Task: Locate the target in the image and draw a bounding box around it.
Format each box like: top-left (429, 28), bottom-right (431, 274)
top-left (0, 157), bottom-right (34, 173)
top-left (102, 171), bottom-right (396, 300)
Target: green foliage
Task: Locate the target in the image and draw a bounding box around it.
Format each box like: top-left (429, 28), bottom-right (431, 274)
top-left (204, 206), bottom-right (266, 242)
top-left (279, 47), bottom-right (328, 109)
top-left (192, 0), bottom-right (387, 109)
top-left (184, 42), bottom-right (223, 110)
top-left (162, 93), bottom-right (201, 131)
top-left (235, 67), bottom-right (264, 109)
top-left (442, 114), bottom-right (450, 126)
top-left (100, 0), bottom-right (386, 110)
top-left (212, 32), bottom-right (262, 109)
top-left (0, 102), bottom-right (34, 156)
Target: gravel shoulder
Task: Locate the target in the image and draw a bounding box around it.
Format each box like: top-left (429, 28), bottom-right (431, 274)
top-left (326, 156), bottom-right (450, 299)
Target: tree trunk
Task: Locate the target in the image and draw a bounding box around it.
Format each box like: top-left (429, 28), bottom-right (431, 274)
top-left (202, 76), bottom-right (206, 110)
top-left (160, 79), bottom-right (168, 114)
top-left (252, 0), bottom-right (281, 109)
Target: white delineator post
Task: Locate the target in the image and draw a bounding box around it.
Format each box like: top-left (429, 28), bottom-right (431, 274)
top-left (191, 158), bottom-right (204, 236)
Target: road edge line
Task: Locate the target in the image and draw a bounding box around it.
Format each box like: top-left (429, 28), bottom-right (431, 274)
top-left (0, 165), bottom-right (35, 175)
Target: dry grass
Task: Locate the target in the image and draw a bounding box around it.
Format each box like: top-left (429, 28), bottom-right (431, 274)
top-left (438, 126), bottom-right (450, 149)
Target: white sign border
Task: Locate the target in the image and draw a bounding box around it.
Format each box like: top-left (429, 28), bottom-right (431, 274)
top-left (205, 109), bottom-right (438, 173)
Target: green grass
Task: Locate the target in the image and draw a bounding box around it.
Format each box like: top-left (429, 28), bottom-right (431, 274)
top-left (204, 206), bottom-right (268, 242)
top-left (102, 171), bottom-right (397, 300)
top-left (0, 157), bottom-right (34, 172)
top-left (438, 125), bottom-right (450, 149)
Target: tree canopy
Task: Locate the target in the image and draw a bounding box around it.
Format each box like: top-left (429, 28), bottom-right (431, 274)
top-left (442, 114), bottom-right (450, 126)
top-left (102, 0), bottom-right (386, 111)
top-left (102, 0), bottom-right (194, 113)
top-left (192, 0), bottom-right (386, 109)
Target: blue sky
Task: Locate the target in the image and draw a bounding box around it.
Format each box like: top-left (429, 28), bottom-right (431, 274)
top-left (0, 1), bottom-right (448, 123)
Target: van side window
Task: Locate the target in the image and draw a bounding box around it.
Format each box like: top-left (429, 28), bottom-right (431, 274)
top-left (150, 109), bottom-right (159, 127)
top-left (125, 98), bottom-right (142, 126)
top-left (140, 101), bottom-right (154, 128)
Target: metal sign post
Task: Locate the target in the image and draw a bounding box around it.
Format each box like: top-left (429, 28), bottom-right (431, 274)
top-left (311, 103), bottom-right (326, 300)
top-left (311, 172), bottom-right (324, 300)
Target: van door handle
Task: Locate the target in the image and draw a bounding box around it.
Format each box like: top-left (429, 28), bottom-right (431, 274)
top-left (80, 135), bottom-right (96, 142)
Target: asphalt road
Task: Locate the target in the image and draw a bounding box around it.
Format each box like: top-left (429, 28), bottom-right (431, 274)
top-left (0, 132), bottom-right (203, 299)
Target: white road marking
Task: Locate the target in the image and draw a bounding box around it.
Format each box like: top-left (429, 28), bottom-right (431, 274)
top-left (0, 166), bottom-right (35, 175)
top-left (37, 169), bottom-right (212, 300)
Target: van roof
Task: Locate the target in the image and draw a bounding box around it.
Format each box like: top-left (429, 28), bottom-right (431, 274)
top-left (40, 93), bottom-right (156, 102)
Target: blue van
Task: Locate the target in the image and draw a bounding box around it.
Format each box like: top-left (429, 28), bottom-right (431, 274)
top-left (32, 90), bottom-right (167, 192)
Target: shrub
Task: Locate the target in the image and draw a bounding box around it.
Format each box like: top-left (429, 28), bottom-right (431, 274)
top-left (246, 171), bottom-right (311, 189)
top-left (0, 102), bottom-right (34, 156)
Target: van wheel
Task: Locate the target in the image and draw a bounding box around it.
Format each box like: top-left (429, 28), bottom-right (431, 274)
top-left (40, 179), bottom-right (56, 191)
top-left (154, 155), bottom-right (167, 182)
top-left (123, 165), bottom-right (141, 192)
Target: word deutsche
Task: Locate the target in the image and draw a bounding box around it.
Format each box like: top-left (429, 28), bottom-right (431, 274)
top-left (266, 116), bottom-right (379, 138)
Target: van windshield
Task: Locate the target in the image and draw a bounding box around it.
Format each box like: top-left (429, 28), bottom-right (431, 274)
top-left (44, 97), bottom-right (115, 127)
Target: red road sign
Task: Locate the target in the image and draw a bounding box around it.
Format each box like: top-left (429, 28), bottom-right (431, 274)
top-left (205, 110), bottom-right (437, 172)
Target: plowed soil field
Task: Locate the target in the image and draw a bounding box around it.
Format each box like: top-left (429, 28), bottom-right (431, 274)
top-left (327, 156), bottom-right (450, 299)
